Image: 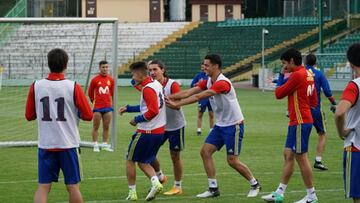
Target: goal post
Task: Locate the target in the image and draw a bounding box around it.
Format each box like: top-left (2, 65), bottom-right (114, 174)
top-left (0, 17), bottom-right (118, 150)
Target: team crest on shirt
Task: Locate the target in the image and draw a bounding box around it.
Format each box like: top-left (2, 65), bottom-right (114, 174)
top-left (228, 148), bottom-right (233, 153)
top-left (107, 80), bottom-right (111, 85)
top-left (98, 81), bottom-right (101, 85)
top-left (99, 86), bottom-right (109, 94)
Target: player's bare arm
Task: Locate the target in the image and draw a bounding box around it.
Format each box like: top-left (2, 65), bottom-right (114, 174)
top-left (168, 86), bottom-right (203, 100)
top-left (166, 89), bottom-right (216, 109)
top-left (335, 99), bottom-right (353, 140)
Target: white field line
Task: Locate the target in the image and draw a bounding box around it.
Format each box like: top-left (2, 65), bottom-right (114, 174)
top-left (0, 171), bottom-right (343, 184)
top-left (56, 188), bottom-right (344, 203)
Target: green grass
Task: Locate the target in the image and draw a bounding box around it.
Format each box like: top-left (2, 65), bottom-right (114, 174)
top-left (0, 86), bottom-right (348, 202)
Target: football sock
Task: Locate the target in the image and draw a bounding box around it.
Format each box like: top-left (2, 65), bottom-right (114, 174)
top-left (208, 178), bottom-right (218, 188)
top-left (128, 185), bottom-right (136, 192)
top-left (249, 178), bottom-right (258, 185)
top-left (174, 180), bottom-right (182, 189)
top-left (275, 183), bottom-right (287, 195)
top-left (156, 170), bottom-right (165, 181)
top-left (306, 187), bottom-right (317, 199)
top-left (197, 128), bottom-right (201, 132)
top-left (315, 156), bottom-right (322, 162)
top-left (150, 176), bottom-right (160, 186)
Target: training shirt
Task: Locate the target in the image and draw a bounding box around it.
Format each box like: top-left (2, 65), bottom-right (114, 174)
top-left (88, 74), bottom-right (114, 109)
top-left (275, 66), bottom-right (318, 126)
top-left (25, 73), bottom-right (93, 149)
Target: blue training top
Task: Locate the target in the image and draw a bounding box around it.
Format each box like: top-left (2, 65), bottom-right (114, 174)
top-left (191, 71), bottom-right (209, 105)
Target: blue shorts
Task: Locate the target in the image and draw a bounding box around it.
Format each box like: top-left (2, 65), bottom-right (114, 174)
top-left (127, 132), bottom-right (163, 163)
top-left (343, 150), bottom-right (360, 199)
top-left (198, 100), bottom-right (212, 113)
top-left (38, 148), bottom-right (81, 185)
top-left (162, 127), bottom-right (185, 151)
top-left (285, 123), bottom-right (312, 154)
top-left (93, 107), bottom-right (113, 114)
top-left (311, 107), bottom-right (326, 134)
top-left (205, 123), bottom-right (244, 155)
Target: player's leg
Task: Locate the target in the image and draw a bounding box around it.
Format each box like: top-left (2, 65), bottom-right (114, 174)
top-left (101, 111), bottom-right (113, 151)
top-left (197, 126), bottom-right (222, 198)
top-left (35, 149), bottom-right (59, 203)
top-left (262, 125), bottom-right (299, 202)
top-left (164, 127), bottom-right (184, 195)
top-left (197, 109), bottom-right (204, 136)
top-left (344, 150), bottom-right (360, 203)
top-left (312, 108), bottom-right (328, 170)
top-left (65, 184), bottom-right (83, 203)
top-left (92, 112), bottom-right (102, 152)
top-left (293, 123), bottom-right (318, 203)
top-left (34, 184), bottom-right (52, 203)
top-left (207, 102), bottom-right (214, 129)
top-left (125, 132), bottom-right (143, 201)
top-left (150, 158), bottom-right (167, 184)
top-left (132, 132), bottom-right (164, 201)
top-left (151, 132), bottom-right (168, 184)
top-left (60, 148), bottom-right (83, 203)
top-left (223, 123), bottom-right (260, 197)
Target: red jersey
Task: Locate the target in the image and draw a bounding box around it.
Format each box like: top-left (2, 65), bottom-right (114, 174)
top-left (88, 74), bottom-right (114, 109)
top-left (275, 66), bottom-right (317, 126)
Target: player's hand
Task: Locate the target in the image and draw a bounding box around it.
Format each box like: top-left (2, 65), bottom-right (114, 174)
top-left (118, 106), bottom-right (127, 115)
top-left (330, 104), bottom-right (336, 114)
top-left (165, 97), bottom-right (179, 109)
top-left (129, 119), bottom-right (137, 126)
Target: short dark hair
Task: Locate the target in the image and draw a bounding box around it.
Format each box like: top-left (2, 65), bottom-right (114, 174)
top-left (347, 43), bottom-right (360, 67)
top-left (47, 48), bottom-right (68, 73)
top-left (148, 59), bottom-right (169, 77)
top-left (280, 48), bottom-right (302, 66)
top-left (305, 54), bottom-right (316, 66)
top-left (129, 61), bottom-right (147, 73)
top-left (204, 54), bottom-right (222, 68)
top-left (99, 60), bottom-right (108, 67)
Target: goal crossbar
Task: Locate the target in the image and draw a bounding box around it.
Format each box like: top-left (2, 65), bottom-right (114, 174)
top-left (0, 18), bottom-right (119, 150)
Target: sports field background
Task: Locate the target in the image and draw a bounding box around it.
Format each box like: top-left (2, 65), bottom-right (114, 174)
top-left (0, 86), bottom-right (348, 202)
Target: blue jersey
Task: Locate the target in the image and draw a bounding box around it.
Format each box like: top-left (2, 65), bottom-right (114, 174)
top-left (306, 65), bottom-right (333, 107)
top-left (191, 71), bottom-right (209, 105)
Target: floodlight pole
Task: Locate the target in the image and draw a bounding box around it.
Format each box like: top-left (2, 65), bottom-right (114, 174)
top-left (261, 28), bottom-right (267, 92)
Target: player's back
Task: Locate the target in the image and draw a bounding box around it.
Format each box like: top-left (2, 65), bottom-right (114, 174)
top-left (287, 67), bottom-right (316, 125)
top-left (34, 78), bottom-right (80, 149)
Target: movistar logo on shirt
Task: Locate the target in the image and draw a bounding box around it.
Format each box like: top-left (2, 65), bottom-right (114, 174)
top-left (99, 86), bottom-right (109, 94)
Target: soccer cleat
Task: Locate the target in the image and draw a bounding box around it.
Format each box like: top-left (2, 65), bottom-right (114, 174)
top-left (145, 181), bottom-right (163, 201)
top-left (102, 144), bottom-right (114, 152)
top-left (125, 190), bottom-right (138, 201)
top-left (93, 145), bottom-right (100, 152)
top-left (159, 175), bottom-right (168, 185)
top-left (197, 131), bottom-right (201, 136)
top-left (163, 186), bottom-right (183, 195)
top-left (247, 182), bottom-right (261, 197)
top-left (293, 195), bottom-right (318, 203)
top-left (261, 192), bottom-right (284, 203)
top-left (313, 161), bottom-right (328, 170)
top-left (196, 188), bottom-right (220, 198)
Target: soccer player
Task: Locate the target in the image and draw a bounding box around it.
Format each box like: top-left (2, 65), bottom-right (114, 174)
top-left (261, 48), bottom-right (318, 203)
top-left (88, 60), bottom-right (114, 152)
top-left (335, 43), bottom-right (360, 203)
top-left (118, 61), bottom-right (165, 201)
top-left (25, 48), bottom-right (93, 203)
top-left (148, 60), bottom-right (186, 195)
top-left (304, 54), bottom-right (337, 170)
top-left (166, 54), bottom-right (261, 198)
top-left (191, 63), bottom-right (214, 136)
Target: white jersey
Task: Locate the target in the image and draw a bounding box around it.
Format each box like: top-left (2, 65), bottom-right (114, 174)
top-left (207, 73), bottom-right (244, 127)
top-left (163, 79), bottom-right (186, 131)
top-left (344, 78), bottom-right (360, 149)
top-left (34, 79), bottom-right (80, 149)
top-left (138, 79), bottom-right (166, 131)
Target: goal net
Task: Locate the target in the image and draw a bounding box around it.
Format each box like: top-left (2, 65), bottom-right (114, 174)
top-left (0, 18), bottom-right (118, 149)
